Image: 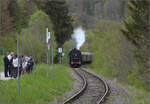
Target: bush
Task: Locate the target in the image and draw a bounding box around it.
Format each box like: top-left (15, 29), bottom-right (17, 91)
top-left (0, 36), bottom-right (16, 54)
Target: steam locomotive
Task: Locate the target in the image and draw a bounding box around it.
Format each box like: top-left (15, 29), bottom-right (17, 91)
top-left (69, 48), bottom-right (93, 68)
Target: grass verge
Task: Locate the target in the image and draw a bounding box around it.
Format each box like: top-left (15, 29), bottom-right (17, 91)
top-left (0, 64), bottom-right (74, 104)
top-left (119, 82), bottom-right (150, 104)
top-left (0, 55), bottom-right (4, 71)
top-left (86, 66), bottom-right (150, 104)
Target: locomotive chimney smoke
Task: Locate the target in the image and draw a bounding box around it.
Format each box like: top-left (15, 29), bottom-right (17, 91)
top-left (72, 27), bottom-right (85, 50)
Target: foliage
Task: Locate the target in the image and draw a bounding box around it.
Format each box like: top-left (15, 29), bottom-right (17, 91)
top-left (122, 0), bottom-right (150, 68)
top-left (0, 0), bottom-right (15, 36)
top-left (122, 0), bottom-right (150, 87)
top-left (0, 55), bottom-right (4, 71)
top-left (29, 10), bottom-right (55, 45)
top-left (82, 20), bottom-right (126, 79)
top-left (0, 64), bottom-right (74, 104)
top-left (0, 36), bottom-right (16, 53)
top-left (82, 19), bottom-right (149, 90)
top-left (128, 64), bottom-right (148, 90)
top-left (122, 0), bottom-right (149, 47)
top-left (17, 0), bottom-right (38, 30)
top-left (20, 31), bottom-right (44, 62)
top-left (43, 1), bottom-right (73, 46)
top-left (120, 80), bottom-right (150, 104)
top-left (83, 0), bottom-right (95, 15)
top-left (20, 10), bottom-right (57, 63)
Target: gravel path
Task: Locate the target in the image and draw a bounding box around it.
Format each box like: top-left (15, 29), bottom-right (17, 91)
top-left (0, 72), bottom-right (13, 80)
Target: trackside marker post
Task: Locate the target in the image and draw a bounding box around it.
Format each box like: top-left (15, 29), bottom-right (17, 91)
top-left (58, 48), bottom-right (62, 64)
top-left (46, 28), bottom-right (49, 78)
top-left (46, 47), bottom-right (49, 78)
top-left (2, 48), bottom-right (4, 56)
top-left (48, 32), bottom-right (51, 70)
top-left (17, 33), bottom-right (20, 93)
top-left (52, 46), bottom-right (54, 81)
top-left (46, 28), bottom-right (51, 78)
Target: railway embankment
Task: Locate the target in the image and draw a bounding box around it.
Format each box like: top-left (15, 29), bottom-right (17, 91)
top-left (59, 68), bottom-right (150, 104)
top-left (84, 68), bottom-right (150, 104)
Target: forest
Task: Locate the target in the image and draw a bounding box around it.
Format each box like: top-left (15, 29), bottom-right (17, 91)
top-left (0, 0), bottom-right (150, 103)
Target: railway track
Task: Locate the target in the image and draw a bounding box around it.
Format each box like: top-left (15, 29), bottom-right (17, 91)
top-left (63, 68), bottom-right (109, 104)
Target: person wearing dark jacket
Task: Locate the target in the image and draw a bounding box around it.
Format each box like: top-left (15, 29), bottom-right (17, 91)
top-left (4, 54), bottom-right (9, 77)
top-left (7, 52), bottom-right (14, 77)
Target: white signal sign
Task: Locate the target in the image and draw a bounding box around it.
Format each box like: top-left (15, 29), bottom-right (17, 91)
top-left (47, 32), bottom-right (51, 44)
top-left (46, 28), bottom-right (48, 43)
top-left (58, 48), bottom-right (62, 53)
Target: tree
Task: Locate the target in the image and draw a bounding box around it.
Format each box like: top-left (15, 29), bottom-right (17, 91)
top-left (20, 10), bottom-right (57, 62)
top-left (8, 0), bottom-right (38, 31)
top-left (122, 0), bottom-right (150, 86)
top-left (0, 0), bottom-right (15, 36)
top-left (43, 0), bottom-right (73, 47)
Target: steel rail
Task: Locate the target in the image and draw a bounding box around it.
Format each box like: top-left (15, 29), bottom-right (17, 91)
top-left (81, 68), bottom-right (109, 104)
top-left (63, 68), bottom-right (109, 104)
top-left (63, 68), bottom-right (87, 104)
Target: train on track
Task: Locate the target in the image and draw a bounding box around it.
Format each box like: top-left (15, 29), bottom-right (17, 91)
top-left (69, 48), bottom-right (93, 68)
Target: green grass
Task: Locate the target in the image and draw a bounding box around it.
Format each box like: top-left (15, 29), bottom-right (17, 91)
top-left (0, 55), bottom-right (4, 71)
top-left (0, 64), bottom-right (74, 104)
top-left (119, 82), bottom-right (150, 104)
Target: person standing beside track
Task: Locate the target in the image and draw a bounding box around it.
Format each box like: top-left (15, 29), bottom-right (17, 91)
top-left (7, 52), bottom-right (14, 77)
top-left (12, 55), bottom-right (19, 78)
top-left (4, 53), bottom-right (9, 77)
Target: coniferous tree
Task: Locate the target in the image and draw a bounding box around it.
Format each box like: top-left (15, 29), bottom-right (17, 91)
top-left (122, 0), bottom-right (149, 73)
top-left (43, 0), bottom-right (73, 47)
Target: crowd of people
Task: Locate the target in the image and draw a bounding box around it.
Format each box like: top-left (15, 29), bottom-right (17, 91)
top-left (4, 52), bottom-right (34, 78)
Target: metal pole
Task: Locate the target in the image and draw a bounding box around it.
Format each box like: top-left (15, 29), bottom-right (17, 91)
top-left (17, 33), bottom-right (20, 93)
top-left (46, 28), bottom-right (49, 78)
top-left (46, 46), bottom-right (49, 78)
top-left (60, 53), bottom-right (62, 64)
top-left (60, 54), bottom-right (61, 64)
top-left (49, 46), bottom-right (51, 72)
top-left (59, 54), bottom-right (61, 64)
top-left (52, 46), bottom-right (54, 81)
top-left (2, 48), bottom-right (4, 56)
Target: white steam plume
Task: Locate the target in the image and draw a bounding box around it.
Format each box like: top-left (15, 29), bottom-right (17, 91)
top-left (72, 27), bottom-right (85, 50)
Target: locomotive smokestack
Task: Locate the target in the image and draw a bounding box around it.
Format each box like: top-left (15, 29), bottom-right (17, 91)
top-left (72, 27), bottom-right (85, 50)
